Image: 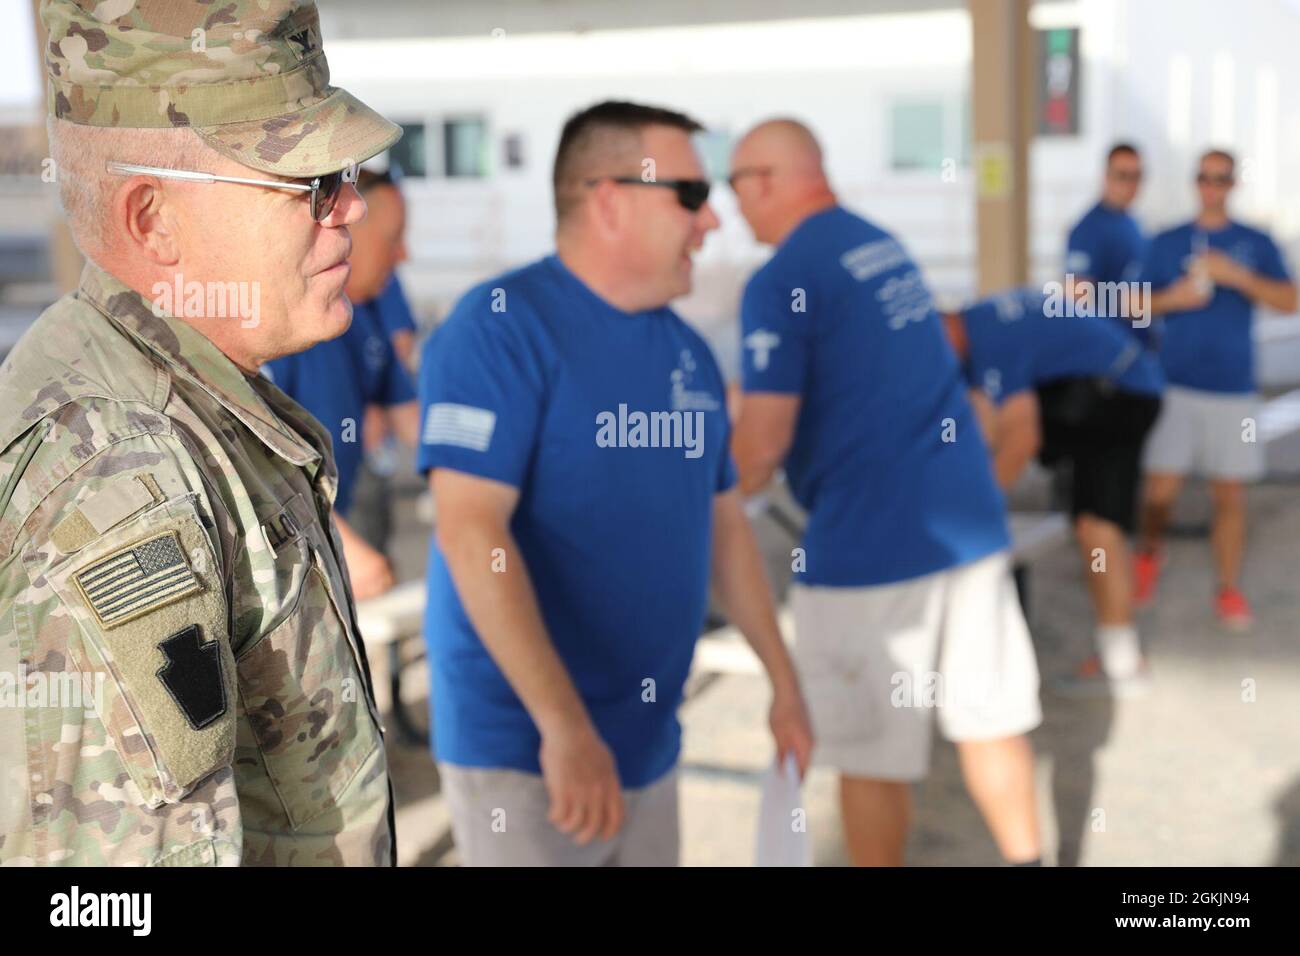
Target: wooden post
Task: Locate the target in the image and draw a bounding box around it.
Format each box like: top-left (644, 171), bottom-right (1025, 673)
top-left (969, 0), bottom-right (1033, 295)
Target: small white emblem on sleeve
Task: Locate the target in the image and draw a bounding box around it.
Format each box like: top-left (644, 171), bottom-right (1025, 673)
top-left (744, 329), bottom-right (781, 371)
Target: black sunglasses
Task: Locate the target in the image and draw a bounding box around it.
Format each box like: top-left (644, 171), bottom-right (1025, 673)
top-left (590, 176), bottom-right (712, 212)
top-left (1196, 172), bottom-right (1233, 187)
top-left (306, 169), bottom-right (348, 221)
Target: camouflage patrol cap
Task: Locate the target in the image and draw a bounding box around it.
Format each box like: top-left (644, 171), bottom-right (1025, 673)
top-left (41, 0), bottom-right (400, 177)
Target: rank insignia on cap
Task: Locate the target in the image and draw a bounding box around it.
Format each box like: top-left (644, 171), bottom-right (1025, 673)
top-left (74, 531), bottom-right (201, 629)
top-left (285, 26), bottom-right (316, 60)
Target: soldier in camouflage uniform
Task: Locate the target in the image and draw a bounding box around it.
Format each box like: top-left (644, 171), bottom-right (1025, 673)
top-left (0, 0), bottom-right (401, 865)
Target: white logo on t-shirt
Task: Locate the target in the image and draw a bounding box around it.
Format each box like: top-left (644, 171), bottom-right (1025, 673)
top-left (744, 329), bottom-right (780, 371)
top-left (878, 269), bottom-right (933, 330)
top-left (670, 348), bottom-right (720, 412)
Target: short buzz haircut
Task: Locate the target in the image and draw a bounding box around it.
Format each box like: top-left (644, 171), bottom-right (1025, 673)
top-left (1200, 148), bottom-right (1236, 175)
top-left (1107, 142), bottom-right (1140, 164)
top-left (552, 100), bottom-right (703, 224)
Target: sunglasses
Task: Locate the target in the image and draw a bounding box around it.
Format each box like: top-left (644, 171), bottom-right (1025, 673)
top-left (1196, 172), bottom-right (1233, 187)
top-left (106, 162), bottom-right (349, 222)
top-left (1108, 168), bottom-right (1143, 183)
top-left (588, 176), bottom-right (712, 212)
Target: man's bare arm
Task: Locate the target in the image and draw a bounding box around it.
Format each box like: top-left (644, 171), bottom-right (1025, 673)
top-left (968, 388), bottom-right (997, 447)
top-left (430, 467), bottom-right (623, 842)
top-left (731, 392), bottom-right (801, 495)
top-left (386, 400), bottom-right (422, 448)
top-left (709, 489), bottom-right (813, 773)
top-left (991, 391), bottom-right (1041, 491)
top-left (335, 513), bottom-right (394, 600)
top-left (391, 329), bottom-right (416, 370)
top-left (1238, 273), bottom-right (1298, 313)
top-left (1149, 275), bottom-right (1212, 317)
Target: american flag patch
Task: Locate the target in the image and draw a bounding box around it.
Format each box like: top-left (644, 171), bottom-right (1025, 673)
top-left (74, 531), bottom-right (201, 629)
top-left (422, 403), bottom-right (496, 452)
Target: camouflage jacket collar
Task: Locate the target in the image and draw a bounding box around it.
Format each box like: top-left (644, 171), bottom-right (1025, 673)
top-left (77, 263), bottom-right (324, 469)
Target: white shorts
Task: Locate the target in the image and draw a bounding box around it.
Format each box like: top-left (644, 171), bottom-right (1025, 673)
top-left (439, 764), bottom-right (679, 866)
top-left (791, 550), bottom-right (1041, 782)
top-left (1142, 386), bottom-right (1263, 481)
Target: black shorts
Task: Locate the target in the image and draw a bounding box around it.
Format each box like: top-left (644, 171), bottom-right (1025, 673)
top-left (1035, 377), bottom-right (1162, 533)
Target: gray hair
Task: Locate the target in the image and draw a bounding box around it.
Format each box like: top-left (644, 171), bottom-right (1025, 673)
top-left (46, 117), bottom-right (217, 261)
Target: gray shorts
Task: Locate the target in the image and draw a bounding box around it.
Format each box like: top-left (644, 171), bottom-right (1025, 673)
top-left (792, 550), bottom-right (1042, 782)
top-left (1142, 386), bottom-right (1264, 481)
top-left (439, 764), bottom-right (679, 866)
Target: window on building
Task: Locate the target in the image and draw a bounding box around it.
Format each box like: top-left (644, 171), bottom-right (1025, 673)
top-left (890, 99), bottom-right (947, 171)
top-left (444, 117), bottom-right (489, 178)
top-left (888, 95), bottom-right (971, 172)
top-left (388, 122), bottom-right (428, 178)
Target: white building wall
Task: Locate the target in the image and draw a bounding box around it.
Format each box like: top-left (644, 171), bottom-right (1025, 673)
top-left (328, 0), bottom-right (1298, 338)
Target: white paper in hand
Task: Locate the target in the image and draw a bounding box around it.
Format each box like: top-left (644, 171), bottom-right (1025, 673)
top-left (754, 753), bottom-right (811, 867)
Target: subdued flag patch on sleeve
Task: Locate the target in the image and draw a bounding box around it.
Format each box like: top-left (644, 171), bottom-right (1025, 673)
top-left (422, 403), bottom-right (496, 452)
top-left (73, 531), bottom-right (201, 629)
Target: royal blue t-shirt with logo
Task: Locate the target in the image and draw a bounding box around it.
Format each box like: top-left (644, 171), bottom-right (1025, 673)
top-left (960, 286), bottom-right (1164, 404)
top-left (1066, 200), bottom-right (1150, 345)
top-left (264, 295), bottom-right (416, 513)
top-left (740, 205), bottom-right (1009, 587)
top-left (416, 255), bottom-right (735, 788)
top-left (1140, 221), bottom-right (1291, 394)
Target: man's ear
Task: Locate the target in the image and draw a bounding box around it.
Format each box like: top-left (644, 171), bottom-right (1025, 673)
top-left (589, 179), bottom-right (624, 239)
top-left (117, 178), bottom-right (181, 266)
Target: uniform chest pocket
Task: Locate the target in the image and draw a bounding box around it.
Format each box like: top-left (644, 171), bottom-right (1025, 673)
top-left (233, 534), bottom-right (380, 830)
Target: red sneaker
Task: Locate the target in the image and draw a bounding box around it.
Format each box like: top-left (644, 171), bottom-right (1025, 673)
top-left (1216, 587), bottom-right (1254, 631)
top-left (1134, 550), bottom-right (1162, 607)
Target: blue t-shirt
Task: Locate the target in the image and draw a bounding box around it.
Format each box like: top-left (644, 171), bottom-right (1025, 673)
top-left (1066, 200), bottom-right (1150, 345)
top-left (960, 287), bottom-right (1164, 403)
top-left (740, 205), bottom-right (1009, 587)
top-left (264, 295), bottom-right (416, 514)
top-left (373, 273), bottom-right (418, 338)
top-left (416, 255), bottom-right (736, 788)
top-left (1140, 221), bottom-right (1291, 394)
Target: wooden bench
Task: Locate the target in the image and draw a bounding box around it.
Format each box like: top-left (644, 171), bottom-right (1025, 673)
top-left (355, 580), bottom-right (429, 746)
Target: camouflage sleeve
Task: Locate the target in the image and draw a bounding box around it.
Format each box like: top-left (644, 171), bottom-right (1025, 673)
top-left (0, 403), bottom-right (242, 866)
